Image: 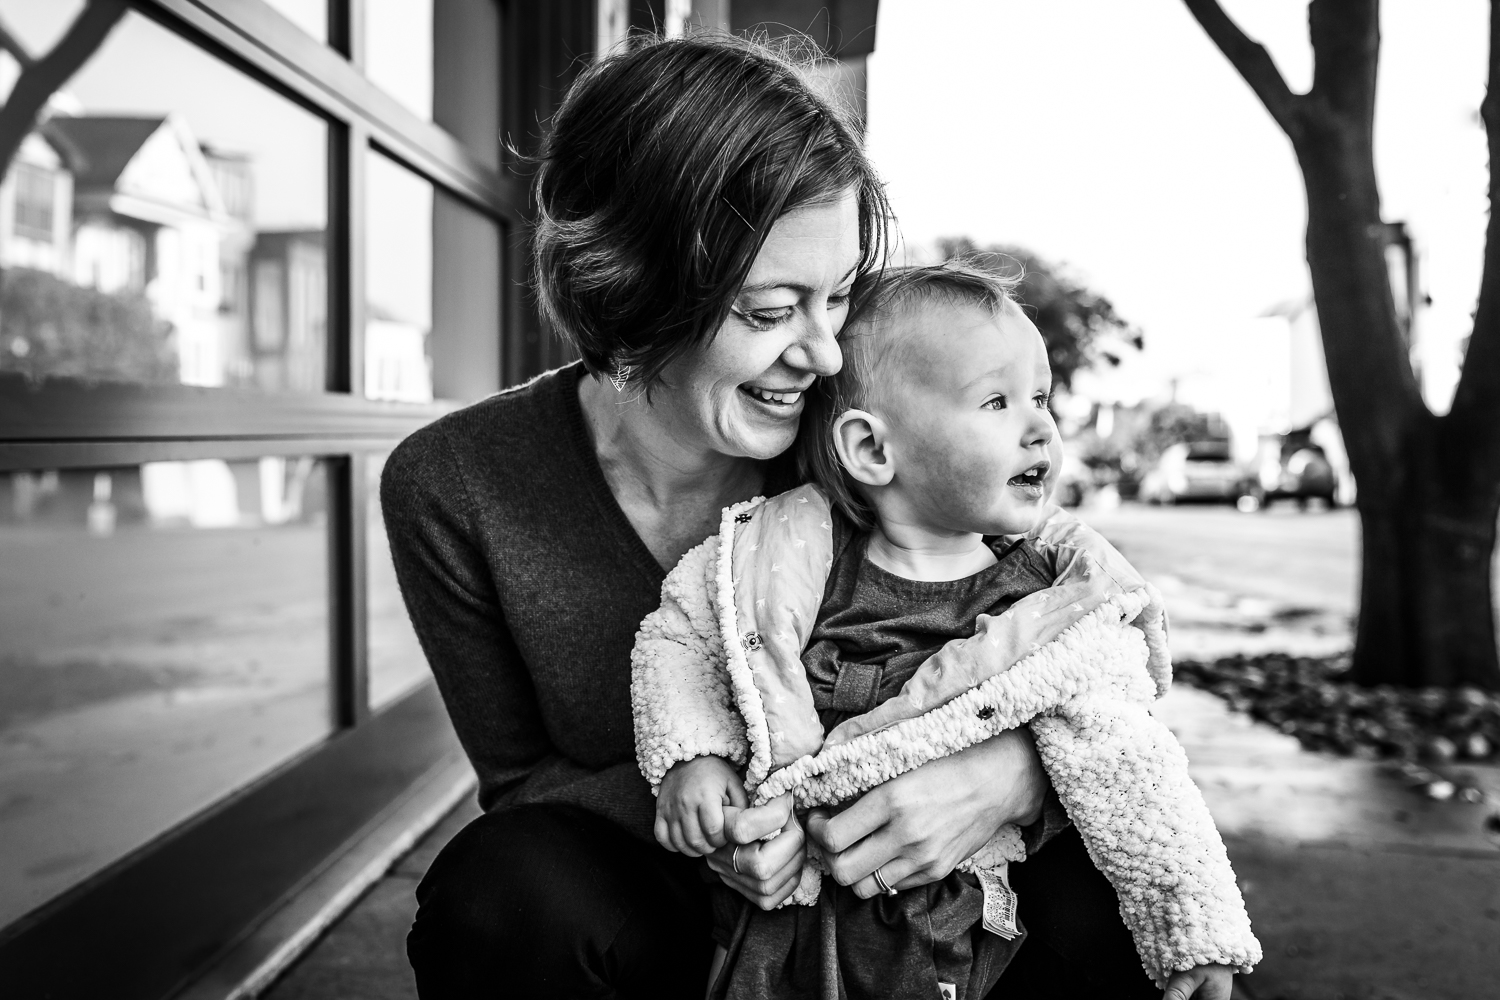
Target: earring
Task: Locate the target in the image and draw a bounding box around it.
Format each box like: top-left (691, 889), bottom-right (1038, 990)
top-left (609, 359), bottom-right (632, 393)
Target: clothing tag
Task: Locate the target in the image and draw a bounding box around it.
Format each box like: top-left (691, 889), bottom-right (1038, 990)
top-left (977, 864), bottom-right (1020, 939)
top-left (937, 983), bottom-right (956, 1000)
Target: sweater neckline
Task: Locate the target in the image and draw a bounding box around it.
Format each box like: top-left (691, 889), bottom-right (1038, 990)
top-left (556, 363), bottom-right (668, 587)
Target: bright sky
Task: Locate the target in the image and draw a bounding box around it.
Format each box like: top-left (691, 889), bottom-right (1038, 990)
top-left (865, 0), bottom-right (1489, 412)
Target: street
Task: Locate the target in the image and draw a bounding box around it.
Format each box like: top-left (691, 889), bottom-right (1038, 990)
top-left (1085, 502), bottom-right (1360, 618)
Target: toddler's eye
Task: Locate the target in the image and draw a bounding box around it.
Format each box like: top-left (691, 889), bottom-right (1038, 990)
top-left (1033, 392), bottom-right (1052, 409)
top-left (982, 395), bottom-right (1007, 410)
top-left (730, 305), bottom-right (794, 331)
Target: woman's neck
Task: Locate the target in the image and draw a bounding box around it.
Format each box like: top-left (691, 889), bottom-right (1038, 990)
top-left (578, 374), bottom-right (763, 568)
top-left (864, 518), bottom-right (996, 582)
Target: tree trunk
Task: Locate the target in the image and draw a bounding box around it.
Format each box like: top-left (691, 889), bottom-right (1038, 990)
top-left (1355, 438), bottom-right (1500, 688)
top-left (1184, 0), bottom-right (1500, 689)
top-left (1297, 126), bottom-right (1500, 689)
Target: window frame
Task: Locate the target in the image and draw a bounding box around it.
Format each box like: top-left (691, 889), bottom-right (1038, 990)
top-left (0, 1), bottom-right (568, 996)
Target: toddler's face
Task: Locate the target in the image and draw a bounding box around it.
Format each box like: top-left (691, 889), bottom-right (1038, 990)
top-left (878, 300), bottom-right (1058, 536)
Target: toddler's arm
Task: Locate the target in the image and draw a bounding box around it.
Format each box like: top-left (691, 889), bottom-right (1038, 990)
top-left (632, 536), bottom-right (750, 792)
top-left (655, 755), bottom-right (748, 856)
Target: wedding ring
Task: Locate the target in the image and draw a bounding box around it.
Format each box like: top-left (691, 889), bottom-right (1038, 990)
top-left (872, 866), bottom-right (897, 896)
top-left (731, 844), bottom-right (743, 876)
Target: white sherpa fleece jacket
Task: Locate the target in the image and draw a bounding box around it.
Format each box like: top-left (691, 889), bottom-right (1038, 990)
top-left (630, 485), bottom-right (1261, 984)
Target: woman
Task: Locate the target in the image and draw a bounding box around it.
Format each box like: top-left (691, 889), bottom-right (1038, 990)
top-left (386, 33), bottom-right (1158, 999)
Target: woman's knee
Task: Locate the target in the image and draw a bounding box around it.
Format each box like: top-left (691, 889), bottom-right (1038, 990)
top-left (407, 803), bottom-right (712, 997)
top-left (411, 804), bottom-right (630, 956)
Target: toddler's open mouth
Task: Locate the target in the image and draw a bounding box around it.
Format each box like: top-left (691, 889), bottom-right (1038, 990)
top-left (1008, 461), bottom-right (1050, 498)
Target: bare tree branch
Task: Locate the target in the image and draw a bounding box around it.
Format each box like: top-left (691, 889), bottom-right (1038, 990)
top-left (1183, 0), bottom-right (1305, 140)
top-left (0, 16), bottom-right (36, 69)
top-left (1448, 0), bottom-right (1500, 481)
top-left (0, 0), bottom-right (128, 189)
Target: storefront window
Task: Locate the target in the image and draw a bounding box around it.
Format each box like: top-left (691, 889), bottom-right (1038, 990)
top-left (0, 4), bottom-right (329, 392)
top-left (367, 453), bottom-right (429, 709)
top-left (0, 457), bottom-right (332, 929)
top-left (365, 0), bottom-right (433, 120)
top-left (366, 149), bottom-right (501, 403)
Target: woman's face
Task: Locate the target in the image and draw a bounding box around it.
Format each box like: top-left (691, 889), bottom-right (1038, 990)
top-left (657, 189), bottom-right (862, 461)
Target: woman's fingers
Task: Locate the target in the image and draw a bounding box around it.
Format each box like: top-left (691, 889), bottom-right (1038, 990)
top-left (723, 794), bottom-right (793, 845)
top-left (806, 789), bottom-right (887, 855)
top-left (849, 856), bottom-right (922, 900)
top-left (821, 822), bottom-right (905, 888)
top-left (706, 808), bottom-right (807, 908)
top-left (711, 845), bottom-right (805, 909)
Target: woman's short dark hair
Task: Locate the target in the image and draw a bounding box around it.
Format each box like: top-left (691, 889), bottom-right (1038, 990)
top-left (531, 32), bottom-right (890, 387)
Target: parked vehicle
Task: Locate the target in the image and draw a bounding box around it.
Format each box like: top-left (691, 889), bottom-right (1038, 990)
top-left (1247, 436), bottom-right (1339, 509)
top-left (1138, 439), bottom-right (1254, 505)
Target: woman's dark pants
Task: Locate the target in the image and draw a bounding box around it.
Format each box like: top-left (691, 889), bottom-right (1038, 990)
top-left (407, 804), bottom-right (1160, 999)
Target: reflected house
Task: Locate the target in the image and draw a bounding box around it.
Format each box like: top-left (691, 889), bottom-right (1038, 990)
top-left (202, 144), bottom-right (257, 385)
top-left (42, 113), bottom-right (246, 387)
top-left (249, 229), bottom-right (326, 392)
top-left (0, 132), bottom-right (74, 277)
top-left (365, 303), bottom-right (432, 403)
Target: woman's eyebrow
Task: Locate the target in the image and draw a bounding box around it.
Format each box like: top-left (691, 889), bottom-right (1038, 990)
top-left (737, 264), bottom-right (859, 296)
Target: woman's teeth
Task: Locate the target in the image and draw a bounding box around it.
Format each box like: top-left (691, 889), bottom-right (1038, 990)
top-left (744, 386), bottom-right (802, 405)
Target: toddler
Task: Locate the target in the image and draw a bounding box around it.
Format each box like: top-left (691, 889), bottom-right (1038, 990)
top-left (632, 263), bottom-right (1260, 999)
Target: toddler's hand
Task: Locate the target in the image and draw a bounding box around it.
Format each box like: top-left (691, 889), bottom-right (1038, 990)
top-left (1163, 964), bottom-right (1233, 1000)
top-left (655, 755), bottom-right (748, 857)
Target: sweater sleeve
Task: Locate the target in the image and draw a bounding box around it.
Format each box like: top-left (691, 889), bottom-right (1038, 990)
top-left (631, 535), bottom-right (749, 791)
top-left (380, 426), bottom-right (559, 814)
top-left (1032, 701), bottom-right (1261, 984)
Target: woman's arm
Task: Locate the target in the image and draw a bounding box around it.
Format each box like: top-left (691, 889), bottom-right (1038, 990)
top-left (806, 727), bottom-right (1051, 898)
top-left (382, 430), bottom-right (566, 811)
top-left (384, 428), bottom-right (666, 839)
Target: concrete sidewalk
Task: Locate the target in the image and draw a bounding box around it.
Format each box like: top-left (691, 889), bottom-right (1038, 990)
top-left (1158, 684), bottom-right (1500, 1000)
top-left (263, 506), bottom-right (1500, 999)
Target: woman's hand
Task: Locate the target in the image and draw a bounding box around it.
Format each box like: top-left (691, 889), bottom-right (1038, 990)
top-left (704, 793), bottom-right (807, 910)
top-left (806, 727), bottom-right (1048, 899)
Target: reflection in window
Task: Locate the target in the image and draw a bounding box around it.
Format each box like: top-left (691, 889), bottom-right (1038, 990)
top-left (367, 453), bottom-right (428, 709)
top-left (0, 5), bottom-right (327, 390)
top-left (366, 152), bottom-right (433, 402)
top-left (0, 457), bottom-right (332, 929)
top-left (365, 150), bottom-right (501, 403)
top-left (365, 0), bottom-right (433, 120)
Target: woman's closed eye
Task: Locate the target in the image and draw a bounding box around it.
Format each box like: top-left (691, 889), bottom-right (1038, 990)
top-left (730, 305), bottom-right (794, 331)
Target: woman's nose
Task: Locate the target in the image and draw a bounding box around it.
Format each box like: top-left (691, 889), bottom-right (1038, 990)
top-left (782, 309), bottom-right (842, 377)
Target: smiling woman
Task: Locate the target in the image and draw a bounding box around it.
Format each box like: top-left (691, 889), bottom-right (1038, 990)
top-left (381, 33), bottom-right (891, 997)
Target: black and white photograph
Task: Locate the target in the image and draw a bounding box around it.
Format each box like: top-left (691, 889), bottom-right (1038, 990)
top-left (0, 2), bottom-right (1497, 998)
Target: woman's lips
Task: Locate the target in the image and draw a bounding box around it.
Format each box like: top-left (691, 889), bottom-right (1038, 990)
top-left (740, 385), bottom-right (805, 407)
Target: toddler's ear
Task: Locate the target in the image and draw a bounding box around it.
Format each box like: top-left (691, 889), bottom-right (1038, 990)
top-left (833, 409), bottom-right (894, 488)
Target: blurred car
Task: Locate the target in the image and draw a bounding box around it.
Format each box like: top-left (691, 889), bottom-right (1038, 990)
top-left (1138, 439), bottom-right (1254, 505)
top-left (1248, 441), bottom-right (1338, 509)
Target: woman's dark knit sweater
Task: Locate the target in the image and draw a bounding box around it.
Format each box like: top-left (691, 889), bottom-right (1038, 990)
top-left (381, 363), bottom-right (792, 841)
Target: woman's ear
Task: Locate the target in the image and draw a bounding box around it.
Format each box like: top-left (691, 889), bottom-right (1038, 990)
top-left (833, 409), bottom-right (894, 488)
